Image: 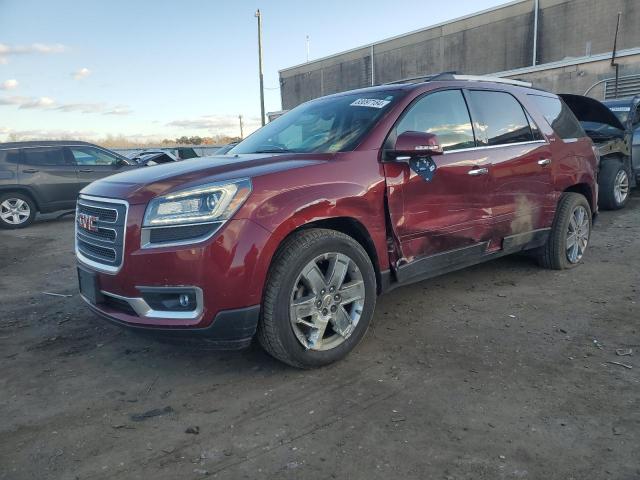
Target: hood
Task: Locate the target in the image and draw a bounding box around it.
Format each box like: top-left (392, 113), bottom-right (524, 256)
top-left (559, 94), bottom-right (626, 130)
top-left (81, 153), bottom-right (328, 204)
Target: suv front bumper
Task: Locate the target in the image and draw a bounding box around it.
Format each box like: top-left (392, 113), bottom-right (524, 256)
top-left (76, 217), bottom-right (274, 349)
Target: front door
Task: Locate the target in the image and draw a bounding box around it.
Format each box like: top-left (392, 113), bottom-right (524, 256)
top-left (383, 89), bottom-right (494, 282)
top-left (67, 146), bottom-right (128, 188)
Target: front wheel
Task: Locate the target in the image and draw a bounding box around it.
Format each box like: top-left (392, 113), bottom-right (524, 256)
top-left (598, 160), bottom-right (630, 210)
top-left (537, 192), bottom-right (592, 270)
top-left (257, 228), bottom-right (377, 368)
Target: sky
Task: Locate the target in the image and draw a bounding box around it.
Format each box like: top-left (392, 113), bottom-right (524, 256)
top-left (0, 0), bottom-right (508, 143)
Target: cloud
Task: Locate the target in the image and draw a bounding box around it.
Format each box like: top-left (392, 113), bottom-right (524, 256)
top-left (72, 67), bottom-right (91, 80)
top-left (20, 96), bottom-right (55, 109)
top-left (0, 43), bottom-right (66, 64)
top-left (0, 127), bottom-right (98, 142)
top-left (54, 102), bottom-right (105, 113)
top-left (104, 105), bottom-right (133, 115)
top-left (0, 43), bottom-right (66, 55)
top-left (167, 115), bottom-right (261, 136)
top-left (0, 94), bottom-right (132, 116)
top-left (0, 79), bottom-right (18, 90)
top-left (0, 95), bottom-right (57, 109)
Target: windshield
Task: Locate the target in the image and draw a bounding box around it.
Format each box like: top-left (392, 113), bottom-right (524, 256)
top-left (230, 91), bottom-right (401, 154)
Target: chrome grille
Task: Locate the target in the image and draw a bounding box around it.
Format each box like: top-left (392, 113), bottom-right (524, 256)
top-left (75, 196), bottom-right (128, 273)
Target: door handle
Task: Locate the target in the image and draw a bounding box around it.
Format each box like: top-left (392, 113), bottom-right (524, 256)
top-left (538, 158), bottom-right (551, 166)
top-left (79, 169), bottom-right (94, 172)
top-left (468, 167), bottom-right (488, 176)
top-left (22, 168), bottom-right (38, 173)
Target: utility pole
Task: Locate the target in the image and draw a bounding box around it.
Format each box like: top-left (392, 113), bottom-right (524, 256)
top-left (255, 9), bottom-right (266, 126)
top-left (306, 35), bottom-right (310, 62)
top-left (611, 11), bottom-right (622, 98)
top-left (239, 115), bottom-right (244, 139)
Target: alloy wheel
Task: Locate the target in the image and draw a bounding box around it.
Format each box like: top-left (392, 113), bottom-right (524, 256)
top-left (613, 169), bottom-right (629, 205)
top-left (566, 205), bottom-right (589, 264)
top-left (289, 252), bottom-right (366, 351)
top-left (0, 198), bottom-right (31, 225)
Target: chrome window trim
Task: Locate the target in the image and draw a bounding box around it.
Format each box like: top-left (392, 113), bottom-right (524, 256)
top-left (75, 194), bottom-right (129, 275)
top-left (140, 221), bottom-right (223, 249)
top-left (98, 287), bottom-right (204, 320)
top-left (442, 139), bottom-right (548, 155)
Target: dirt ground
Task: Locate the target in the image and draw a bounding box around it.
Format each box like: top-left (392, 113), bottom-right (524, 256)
top-left (1, 195), bottom-right (639, 480)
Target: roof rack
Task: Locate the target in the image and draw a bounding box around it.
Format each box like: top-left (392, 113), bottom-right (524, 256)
top-left (384, 72), bottom-right (532, 88)
top-left (451, 75), bottom-right (532, 87)
top-left (384, 71), bottom-right (457, 85)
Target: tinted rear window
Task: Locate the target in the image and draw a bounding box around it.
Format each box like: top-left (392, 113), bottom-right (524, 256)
top-left (23, 147), bottom-right (69, 166)
top-left (529, 95), bottom-right (586, 140)
top-left (467, 90), bottom-right (534, 146)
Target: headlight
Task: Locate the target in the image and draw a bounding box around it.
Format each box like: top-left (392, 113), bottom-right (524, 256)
top-left (143, 178), bottom-right (252, 227)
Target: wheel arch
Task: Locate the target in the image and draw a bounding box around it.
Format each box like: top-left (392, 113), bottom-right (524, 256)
top-left (291, 217), bottom-right (383, 294)
top-left (0, 186), bottom-right (41, 211)
top-left (563, 183), bottom-right (595, 213)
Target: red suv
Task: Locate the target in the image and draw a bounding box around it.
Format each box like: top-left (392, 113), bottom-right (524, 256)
top-left (76, 75), bottom-right (598, 368)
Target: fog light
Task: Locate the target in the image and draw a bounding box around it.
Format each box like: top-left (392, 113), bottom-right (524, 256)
top-left (139, 288), bottom-right (198, 312)
top-left (179, 293), bottom-right (190, 308)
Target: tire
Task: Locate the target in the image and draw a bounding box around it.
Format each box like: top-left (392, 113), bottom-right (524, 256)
top-left (0, 192), bottom-right (36, 229)
top-left (537, 192), bottom-right (592, 270)
top-left (598, 159), bottom-right (630, 210)
top-left (257, 228), bottom-right (377, 368)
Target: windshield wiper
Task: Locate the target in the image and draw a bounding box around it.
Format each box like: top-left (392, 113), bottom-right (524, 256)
top-left (253, 149), bottom-right (292, 153)
top-left (251, 144), bottom-right (293, 154)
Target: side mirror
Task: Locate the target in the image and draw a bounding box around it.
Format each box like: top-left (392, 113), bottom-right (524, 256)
top-left (391, 131), bottom-right (443, 161)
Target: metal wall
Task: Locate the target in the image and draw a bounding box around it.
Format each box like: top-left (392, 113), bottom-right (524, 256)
top-left (279, 0), bottom-right (640, 108)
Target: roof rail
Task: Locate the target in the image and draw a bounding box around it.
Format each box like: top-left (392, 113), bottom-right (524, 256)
top-left (384, 73), bottom-right (532, 88)
top-left (450, 74), bottom-right (532, 87)
top-left (384, 71), bottom-right (457, 85)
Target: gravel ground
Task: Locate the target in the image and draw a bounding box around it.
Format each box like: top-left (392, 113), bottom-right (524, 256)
top-left (1, 196), bottom-right (639, 480)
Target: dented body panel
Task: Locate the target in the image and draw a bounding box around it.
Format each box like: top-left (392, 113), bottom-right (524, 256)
top-left (77, 80), bottom-right (598, 344)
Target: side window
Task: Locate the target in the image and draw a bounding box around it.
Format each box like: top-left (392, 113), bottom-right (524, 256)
top-left (467, 90), bottom-right (534, 146)
top-left (70, 147), bottom-right (119, 166)
top-left (0, 149), bottom-right (21, 164)
top-left (528, 95), bottom-right (586, 140)
top-left (525, 111), bottom-right (545, 141)
top-left (396, 89), bottom-right (475, 152)
top-left (23, 147), bottom-right (69, 166)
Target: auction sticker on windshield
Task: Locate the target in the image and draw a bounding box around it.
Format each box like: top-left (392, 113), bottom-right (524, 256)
top-left (350, 98), bottom-right (391, 108)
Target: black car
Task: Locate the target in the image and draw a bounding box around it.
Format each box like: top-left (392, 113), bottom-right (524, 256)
top-left (561, 94), bottom-right (639, 210)
top-left (0, 141), bottom-right (135, 228)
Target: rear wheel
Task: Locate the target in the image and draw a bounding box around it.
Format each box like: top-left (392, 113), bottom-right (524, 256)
top-left (537, 192), bottom-right (592, 270)
top-left (0, 192), bottom-right (36, 229)
top-left (598, 159), bottom-right (630, 210)
top-left (257, 228), bottom-right (376, 368)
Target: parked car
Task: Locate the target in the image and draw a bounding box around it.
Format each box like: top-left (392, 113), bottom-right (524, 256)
top-left (213, 142), bottom-right (239, 155)
top-left (0, 141), bottom-right (135, 229)
top-left (76, 75), bottom-right (598, 368)
top-left (129, 147), bottom-right (200, 164)
top-left (560, 94), bottom-right (637, 210)
top-left (130, 150), bottom-right (179, 166)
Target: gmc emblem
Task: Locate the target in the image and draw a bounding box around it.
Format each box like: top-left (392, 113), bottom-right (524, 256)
top-left (77, 213), bottom-right (99, 232)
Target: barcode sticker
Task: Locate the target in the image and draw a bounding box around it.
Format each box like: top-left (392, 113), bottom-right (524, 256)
top-left (350, 98), bottom-right (391, 108)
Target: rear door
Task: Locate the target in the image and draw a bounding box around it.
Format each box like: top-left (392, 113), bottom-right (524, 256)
top-left (383, 89), bottom-right (494, 280)
top-left (19, 147), bottom-right (78, 209)
top-left (67, 146), bottom-right (131, 187)
top-left (465, 90), bottom-right (554, 240)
